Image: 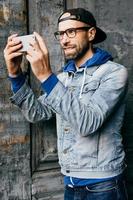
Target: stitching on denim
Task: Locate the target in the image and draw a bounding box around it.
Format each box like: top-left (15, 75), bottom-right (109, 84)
top-left (85, 185), bottom-right (117, 192)
top-left (85, 181), bottom-right (117, 193)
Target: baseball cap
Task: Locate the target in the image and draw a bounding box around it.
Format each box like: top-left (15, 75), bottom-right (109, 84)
top-left (58, 8), bottom-right (107, 44)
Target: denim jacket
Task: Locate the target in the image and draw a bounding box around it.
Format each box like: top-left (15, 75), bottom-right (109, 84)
top-left (10, 60), bottom-right (128, 179)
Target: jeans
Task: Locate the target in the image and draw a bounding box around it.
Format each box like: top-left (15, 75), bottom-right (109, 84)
top-left (64, 178), bottom-right (128, 200)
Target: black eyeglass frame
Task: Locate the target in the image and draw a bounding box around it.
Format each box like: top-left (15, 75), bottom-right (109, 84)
top-left (54, 26), bottom-right (92, 40)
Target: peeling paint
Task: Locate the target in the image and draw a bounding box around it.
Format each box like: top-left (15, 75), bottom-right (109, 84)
top-left (113, 44), bottom-right (127, 60)
top-left (0, 4), bottom-right (10, 25)
top-left (0, 135), bottom-right (30, 146)
top-left (0, 134), bottom-right (30, 153)
top-left (0, 1), bottom-right (31, 199)
top-left (0, 3), bottom-right (26, 25)
top-left (0, 124), bottom-right (5, 132)
top-left (3, 4), bottom-right (10, 22)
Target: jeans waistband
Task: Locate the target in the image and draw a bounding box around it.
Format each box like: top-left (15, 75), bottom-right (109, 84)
top-left (66, 176), bottom-right (124, 190)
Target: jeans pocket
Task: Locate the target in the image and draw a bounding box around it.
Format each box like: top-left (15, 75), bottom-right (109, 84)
top-left (85, 180), bottom-right (117, 193)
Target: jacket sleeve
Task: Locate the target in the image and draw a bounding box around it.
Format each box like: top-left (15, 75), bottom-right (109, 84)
top-left (42, 66), bottom-right (128, 136)
top-left (10, 65), bottom-right (128, 136)
top-left (10, 81), bottom-right (54, 123)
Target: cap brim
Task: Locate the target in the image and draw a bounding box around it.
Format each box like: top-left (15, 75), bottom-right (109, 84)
top-left (93, 27), bottom-right (107, 44)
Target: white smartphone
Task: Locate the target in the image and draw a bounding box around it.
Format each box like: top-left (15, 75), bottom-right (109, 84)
top-left (17, 34), bottom-right (35, 52)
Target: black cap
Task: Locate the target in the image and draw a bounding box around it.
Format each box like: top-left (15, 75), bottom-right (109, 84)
top-left (58, 8), bottom-right (107, 44)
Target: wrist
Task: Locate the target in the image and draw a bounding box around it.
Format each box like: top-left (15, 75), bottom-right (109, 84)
top-left (41, 73), bottom-right (59, 95)
top-left (39, 72), bottom-right (53, 82)
top-left (8, 73), bottom-right (26, 93)
top-left (8, 72), bottom-right (22, 78)
top-left (8, 68), bottom-right (22, 77)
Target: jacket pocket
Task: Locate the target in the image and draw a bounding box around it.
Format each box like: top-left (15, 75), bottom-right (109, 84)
top-left (82, 79), bottom-right (100, 94)
top-left (72, 133), bottom-right (99, 168)
top-left (80, 79), bottom-right (100, 105)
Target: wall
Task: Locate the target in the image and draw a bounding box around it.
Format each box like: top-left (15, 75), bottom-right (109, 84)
top-left (0, 0), bottom-right (133, 199)
top-left (95, 0), bottom-right (133, 198)
top-left (0, 1), bottom-right (31, 200)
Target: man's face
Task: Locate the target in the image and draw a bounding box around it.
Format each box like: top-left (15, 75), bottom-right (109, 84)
top-left (58, 15), bottom-right (92, 61)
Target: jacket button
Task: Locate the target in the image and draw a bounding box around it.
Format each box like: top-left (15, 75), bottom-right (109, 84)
top-left (64, 128), bottom-right (69, 131)
top-left (63, 149), bottom-right (67, 154)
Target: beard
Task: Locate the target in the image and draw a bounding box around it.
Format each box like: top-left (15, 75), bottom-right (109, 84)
top-left (63, 40), bottom-right (90, 62)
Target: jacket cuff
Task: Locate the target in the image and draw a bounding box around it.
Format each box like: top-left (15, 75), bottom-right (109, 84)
top-left (8, 73), bottom-right (26, 93)
top-left (41, 73), bottom-right (59, 95)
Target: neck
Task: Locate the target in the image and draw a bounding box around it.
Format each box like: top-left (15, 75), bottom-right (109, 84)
top-left (76, 47), bottom-right (94, 68)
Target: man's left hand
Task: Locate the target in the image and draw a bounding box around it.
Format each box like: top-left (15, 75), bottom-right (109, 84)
top-left (26, 32), bottom-right (52, 81)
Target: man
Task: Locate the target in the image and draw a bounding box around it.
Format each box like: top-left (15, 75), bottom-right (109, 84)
top-left (4, 8), bottom-right (128, 200)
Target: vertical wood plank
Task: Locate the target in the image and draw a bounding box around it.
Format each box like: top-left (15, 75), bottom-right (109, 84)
top-left (28, 0), bottom-right (65, 171)
top-left (0, 1), bottom-right (31, 199)
top-left (28, 0), bottom-right (64, 199)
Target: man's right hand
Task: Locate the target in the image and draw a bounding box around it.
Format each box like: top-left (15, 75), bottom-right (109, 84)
top-left (4, 34), bottom-right (23, 76)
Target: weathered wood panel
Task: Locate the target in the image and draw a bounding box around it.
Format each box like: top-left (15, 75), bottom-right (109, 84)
top-left (32, 169), bottom-right (64, 200)
top-left (28, 0), bottom-right (64, 199)
top-left (28, 0), bottom-right (65, 168)
top-left (0, 1), bottom-right (31, 199)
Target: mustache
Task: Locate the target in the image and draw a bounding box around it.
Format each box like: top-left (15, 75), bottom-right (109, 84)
top-left (62, 44), bottom-right (77, 49)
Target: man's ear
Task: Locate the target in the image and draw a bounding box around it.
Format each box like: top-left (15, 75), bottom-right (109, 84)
top-left (88, 27), bottom-right (96, 42)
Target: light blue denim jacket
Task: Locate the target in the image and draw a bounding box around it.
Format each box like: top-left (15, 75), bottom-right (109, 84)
top-left (10, 52), bottom-right (128, 179)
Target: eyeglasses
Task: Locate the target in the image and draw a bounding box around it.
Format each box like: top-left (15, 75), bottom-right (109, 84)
top-left (54, 27), bottom-right (91, 40)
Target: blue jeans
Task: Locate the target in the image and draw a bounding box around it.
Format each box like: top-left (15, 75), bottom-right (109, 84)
top-left (64, 178), bottom-right (128, 200)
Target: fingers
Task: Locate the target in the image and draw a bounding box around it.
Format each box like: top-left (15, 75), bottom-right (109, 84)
top-left (29, 38), bottom-right (40, 52)
top-left (26, 32), bottom-right (50, 70)
top-left (27, 32), bottom-right (45, 57)
top-left (7, 33), bottom-right (18, 42)
top-left (27, 32), bottom-right (48, 57)
top-left (5, 43), bottom-right (23, 55)
top-left (4, 35), bottom-right (23, 58)
top-left (26, 46), bottom-right (45, 68)
top-left (4, 44), bottom-right (23, 62)
top-left (5, 36), bottom-right (21, 51)
top-left (6, 52), bottom-right (23, 60)
top-left (26, 47), bottom-right (37, 59)
top-left (25, 32), bottom-right (52, 81)
top-left (33, 32), bottom-right (48, 54)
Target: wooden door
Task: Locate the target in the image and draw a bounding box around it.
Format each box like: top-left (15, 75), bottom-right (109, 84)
top-left (28, 0), bottom-right (65, 199)
top-left (0, 1), bottom-right (31, 199)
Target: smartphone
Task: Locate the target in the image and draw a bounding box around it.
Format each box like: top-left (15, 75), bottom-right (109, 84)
top-left (17, 34), bottom-right (35, 52)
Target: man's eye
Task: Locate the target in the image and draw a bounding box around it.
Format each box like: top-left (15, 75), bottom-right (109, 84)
top-left (67, 29), bottom-right (75, 34)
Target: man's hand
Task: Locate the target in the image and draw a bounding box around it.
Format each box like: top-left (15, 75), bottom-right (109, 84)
top-left (26, 32), bottom-right (52, 81)
top-left (4, 34), bottom-right (23, 76)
